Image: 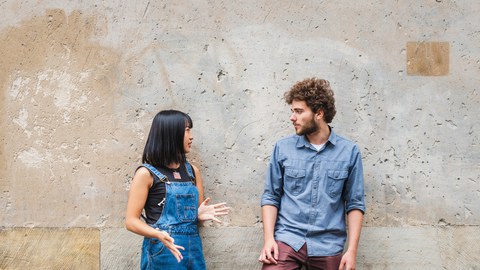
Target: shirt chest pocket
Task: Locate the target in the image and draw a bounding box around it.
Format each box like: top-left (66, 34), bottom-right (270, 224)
top-left (327, 170), bottom-right (348, 198)
top-left (284, 168), bottom-right (306, 195)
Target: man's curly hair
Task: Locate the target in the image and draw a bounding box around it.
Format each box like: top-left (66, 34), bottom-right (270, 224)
top-left (284, 78), bottom-right (336, 123)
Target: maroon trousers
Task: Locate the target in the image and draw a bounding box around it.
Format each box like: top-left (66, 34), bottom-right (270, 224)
top-left (262, 241), bottom-right (342, 270)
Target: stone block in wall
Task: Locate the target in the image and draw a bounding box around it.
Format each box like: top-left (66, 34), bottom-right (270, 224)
top-left (0, 228), bottom-right (99, 270)
top-left (99, 227), bottom-right (264, 270)
top-left (201, 227), bottom-right (264, 270)
top-left (100, 228), bottom-right (143, 270)
top-left (358, 226), bottom-right (479, 269)
top-left (200, 226), bottom-right (479, 269)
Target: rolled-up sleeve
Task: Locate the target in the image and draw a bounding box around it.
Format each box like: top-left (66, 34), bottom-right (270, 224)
top-left (343, 144), bottom-right (366, 214)
top-left (261, 143), bottom-right (283, 208)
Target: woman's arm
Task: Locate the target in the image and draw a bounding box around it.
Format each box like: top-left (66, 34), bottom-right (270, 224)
top-left (192, 164), bottom-right (205, 205)
top-left (125, 167), bottom-right (184, 262)
top-left (125, 167), bottom-right (154, 236)
top-left (191, 164), bottom-right (230, 223)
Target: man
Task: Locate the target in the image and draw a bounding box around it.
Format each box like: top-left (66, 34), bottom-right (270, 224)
top-left (259, 78), bottom-right (365, 270)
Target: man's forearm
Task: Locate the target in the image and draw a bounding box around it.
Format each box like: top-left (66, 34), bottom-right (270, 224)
top-left (262, 205), bottom-right (278, 241)
top-left (346, 209), bottom-right (364, 253)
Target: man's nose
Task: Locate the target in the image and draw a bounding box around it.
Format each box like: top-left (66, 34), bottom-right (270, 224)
top-left (290, 113), bottom-right (296, 122)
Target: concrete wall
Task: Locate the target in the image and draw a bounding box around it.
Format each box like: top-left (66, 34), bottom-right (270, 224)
top-left (0, 0), bottom-right (478, 269)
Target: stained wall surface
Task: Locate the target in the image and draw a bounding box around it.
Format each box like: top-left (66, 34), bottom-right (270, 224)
top-left (0, 1), bottom-right (478, 269)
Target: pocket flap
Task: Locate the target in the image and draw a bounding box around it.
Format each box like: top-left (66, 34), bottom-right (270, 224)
top-left (285, 168), bottom-right (306, 178)
top-left (327, 170), bottom-right (348, 180)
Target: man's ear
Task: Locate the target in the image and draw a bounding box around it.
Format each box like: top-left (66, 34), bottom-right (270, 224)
top-left (315, 110), bottom-right (324, 120)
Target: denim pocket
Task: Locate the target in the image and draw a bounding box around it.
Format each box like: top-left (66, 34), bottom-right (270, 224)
top-left (284, 168), bottom-right (306, 195)
top-left (327, 170), bottom-right (348, 198)
top-left (149, 238), bottom-right (166, 257)
top-left (176, 194), bottom-right (197, 222)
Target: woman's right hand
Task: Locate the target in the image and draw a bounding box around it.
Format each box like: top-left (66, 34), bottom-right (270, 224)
top-left (155, 228), bottom-right (185, 262)
top-left (198, 197), bottom-right (230, 223)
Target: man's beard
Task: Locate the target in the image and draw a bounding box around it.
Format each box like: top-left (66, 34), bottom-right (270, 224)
top-left (296, 118), bottom-right (319, 136)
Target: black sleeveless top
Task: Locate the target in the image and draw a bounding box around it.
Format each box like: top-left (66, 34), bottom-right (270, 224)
top-left (142, 163), bottom-right (195, 225)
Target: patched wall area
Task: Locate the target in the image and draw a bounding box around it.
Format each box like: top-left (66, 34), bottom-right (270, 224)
top-left (0, 9), bottom-right (128, 227)
top-left (0, 1), bottom-right (479, 269)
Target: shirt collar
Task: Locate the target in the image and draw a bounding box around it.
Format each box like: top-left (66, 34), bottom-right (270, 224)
top-left (328, 127), bottom-right (338, 146)
top-left (295, 126), bottom-right (338, 148)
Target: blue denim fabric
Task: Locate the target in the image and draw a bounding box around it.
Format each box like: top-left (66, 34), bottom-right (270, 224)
top-left (140, 163), bottom-right (206, 270)
top-left (261, 128), bottom-right (365, 256)
top-left (141, 232), bottom-right (205, 270)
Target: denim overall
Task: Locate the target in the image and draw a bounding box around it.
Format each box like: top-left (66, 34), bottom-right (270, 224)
top-left (140, 163), bottom-right (206, 270)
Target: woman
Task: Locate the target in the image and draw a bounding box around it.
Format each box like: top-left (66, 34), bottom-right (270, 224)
top-left (126, 110), bottom-right (229, 270)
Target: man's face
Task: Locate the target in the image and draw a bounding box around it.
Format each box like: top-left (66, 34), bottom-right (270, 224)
top-left (289, 100), bottom-right (319, 135)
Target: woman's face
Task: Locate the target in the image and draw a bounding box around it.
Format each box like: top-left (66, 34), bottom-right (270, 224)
top-left (183, 126), bottom-right (193, 153)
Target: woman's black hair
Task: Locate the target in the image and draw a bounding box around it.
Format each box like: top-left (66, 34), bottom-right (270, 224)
top-left (142, 110), bottom-right (193, 167)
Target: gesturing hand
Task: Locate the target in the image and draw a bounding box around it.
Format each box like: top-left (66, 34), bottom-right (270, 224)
top-left (155, 228), bottom-right (185, 262)
top-left (198, 197), bottom-right (230, 223)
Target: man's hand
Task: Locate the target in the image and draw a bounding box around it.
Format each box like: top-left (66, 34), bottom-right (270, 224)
top-left (258, 239), bottom-right (278, 265)
top-left (155, 228), bottom-right (185, 263)
top-left (198, 197), bottom-right (230, 223)
top-left (338, 249), bottom-right (356, 270)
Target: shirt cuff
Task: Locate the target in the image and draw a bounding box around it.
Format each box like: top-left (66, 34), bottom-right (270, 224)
top-left (260, 195), bottom-right (280, 208)
top-left (345, 204), bottom-right (365, 214)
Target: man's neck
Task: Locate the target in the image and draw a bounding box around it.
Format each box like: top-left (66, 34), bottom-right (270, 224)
top-left (306, 124), bottom-right (330, 145)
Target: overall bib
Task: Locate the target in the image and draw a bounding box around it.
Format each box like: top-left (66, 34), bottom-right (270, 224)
top-left (140, 163), bottom-right (206, 270)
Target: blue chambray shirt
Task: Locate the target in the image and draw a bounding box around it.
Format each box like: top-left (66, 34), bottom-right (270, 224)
top-left (261, 128), bottom-right (365, 256)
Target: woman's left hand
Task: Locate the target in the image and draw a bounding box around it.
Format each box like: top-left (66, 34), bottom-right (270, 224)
top-left (198, 197), bottom-right (230, 223)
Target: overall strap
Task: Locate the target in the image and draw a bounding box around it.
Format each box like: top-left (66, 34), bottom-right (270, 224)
top-left (142, 163), bottom-right (169, 183)
top-left (184, 161), bottom-right (196, 183)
